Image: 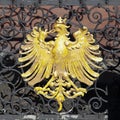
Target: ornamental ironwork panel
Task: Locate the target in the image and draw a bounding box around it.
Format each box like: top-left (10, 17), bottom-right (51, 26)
top-left (0, 0), bottom-right (120, 120)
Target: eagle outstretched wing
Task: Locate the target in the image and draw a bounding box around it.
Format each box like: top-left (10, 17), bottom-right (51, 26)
top-left (65, 26), bottom-right (103, 86)
top-left (18, 27), bottom-right (54, 86)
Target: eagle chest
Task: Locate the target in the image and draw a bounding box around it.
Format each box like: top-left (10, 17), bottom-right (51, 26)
top-left (52, 37), bottom-right (68, 59)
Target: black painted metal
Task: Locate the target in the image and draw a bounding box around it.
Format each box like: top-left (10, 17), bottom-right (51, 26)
top-left (0, 0), bottom-right (120, 5)
top-left (0, 0), bottom-right (120, 120)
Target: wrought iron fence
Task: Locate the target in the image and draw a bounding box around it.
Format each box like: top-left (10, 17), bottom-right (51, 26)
top-left (0, 0), bottom-right (120, 120)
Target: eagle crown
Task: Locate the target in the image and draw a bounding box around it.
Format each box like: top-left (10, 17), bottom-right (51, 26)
top-left (56, 17), bottom-right (67, 24)
top-left (54, 17), bottom-right (70, 36)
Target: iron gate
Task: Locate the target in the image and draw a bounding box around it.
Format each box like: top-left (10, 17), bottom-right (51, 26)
top-left (0, 0), bottom-right (120, 120)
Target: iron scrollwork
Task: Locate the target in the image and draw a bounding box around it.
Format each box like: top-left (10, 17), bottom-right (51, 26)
top-left (0, 0), bottom-right (119, 119)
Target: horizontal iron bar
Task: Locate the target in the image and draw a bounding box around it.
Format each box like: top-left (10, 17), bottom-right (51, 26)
top-left (0, 114), bottom-right (107, 120)
top-left (0, 0), bottom-right (119, 6)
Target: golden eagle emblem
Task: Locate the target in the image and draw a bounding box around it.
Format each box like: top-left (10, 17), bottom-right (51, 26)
top-left (18, 17), bottom-right (103, 111)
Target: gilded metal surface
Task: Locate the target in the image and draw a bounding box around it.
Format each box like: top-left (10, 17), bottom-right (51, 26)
top-left (0, 1), bottom-right (119, 118)
top-left (18, 17), bottom-right (102, 111)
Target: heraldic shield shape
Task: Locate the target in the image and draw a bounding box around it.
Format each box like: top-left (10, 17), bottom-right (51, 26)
top-left (18, 17), bottom-right (103, 112)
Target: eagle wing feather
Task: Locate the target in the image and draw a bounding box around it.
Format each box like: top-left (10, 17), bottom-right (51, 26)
top-left (18, 27), bottom-right (54, 86)
top-left (65, 27), bottom-right (102, 86)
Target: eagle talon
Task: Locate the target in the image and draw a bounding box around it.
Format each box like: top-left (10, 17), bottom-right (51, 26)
top-left (34, 87), bottom-right (43, 94)
top-left (78, 88), bottom-right (87, 93)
